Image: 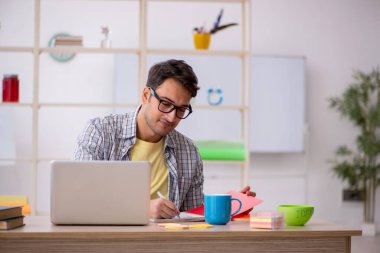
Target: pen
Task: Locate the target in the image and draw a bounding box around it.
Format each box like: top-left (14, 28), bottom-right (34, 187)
top-left (157, 191), bottom-right (165, 199)
top-left (157, 191), bottom-right (181, 219)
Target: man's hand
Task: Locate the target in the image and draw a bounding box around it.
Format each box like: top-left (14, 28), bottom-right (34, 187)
top-left (240, 185), bottom-right (256, 197)
top-left (150, 198), bottom-right (180, 219)
top-left (240, 186), bottom-right (256, 213)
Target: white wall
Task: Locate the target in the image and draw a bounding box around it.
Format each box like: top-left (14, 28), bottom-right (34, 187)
top-left (1, 0), bottom-right (380, 231)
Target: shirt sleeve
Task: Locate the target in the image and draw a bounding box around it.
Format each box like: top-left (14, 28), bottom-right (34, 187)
top-left (74, 118), bottom-right (105, 160)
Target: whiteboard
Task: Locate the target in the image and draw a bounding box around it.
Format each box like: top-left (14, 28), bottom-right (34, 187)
top-left (250, 56), bottom-right (305, 153)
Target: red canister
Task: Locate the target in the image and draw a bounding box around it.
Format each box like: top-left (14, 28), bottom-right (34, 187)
top-left (2, 74), bottom-right (19, 102)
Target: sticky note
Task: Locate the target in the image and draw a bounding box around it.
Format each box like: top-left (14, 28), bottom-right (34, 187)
top-left (157, 223), bottom-right (181, 228)
top-left (157, 223), bottom-right (189, 230)
top-left (164, 225), bottom-right (189, 230)
top-left (189, 224), bottom-right (213, 229)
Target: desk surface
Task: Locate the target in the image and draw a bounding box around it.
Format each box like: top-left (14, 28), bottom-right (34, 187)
top-left (0, 216), bottom-right (361, 238)
top-left (0, 216), bottom-right (362, 253)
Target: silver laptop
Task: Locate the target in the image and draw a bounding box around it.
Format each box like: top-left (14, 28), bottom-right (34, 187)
top-left (50, 160), bottom-right (151, 225)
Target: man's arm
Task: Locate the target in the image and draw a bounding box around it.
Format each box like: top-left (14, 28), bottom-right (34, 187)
top-left (74, 119), bottom-right (105, 160)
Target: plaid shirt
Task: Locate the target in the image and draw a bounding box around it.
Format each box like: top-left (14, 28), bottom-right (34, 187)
top-left (74, 107), bottom-right (204, 211)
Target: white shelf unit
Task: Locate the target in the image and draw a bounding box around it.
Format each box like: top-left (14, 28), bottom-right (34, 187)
top-left (0, 0), bottom-right (251, 215)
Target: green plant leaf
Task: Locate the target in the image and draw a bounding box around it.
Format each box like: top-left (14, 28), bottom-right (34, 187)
top-left (328, 67), bottom-right (380, 191)
top-left (335, 145), bottom-right (352, 156)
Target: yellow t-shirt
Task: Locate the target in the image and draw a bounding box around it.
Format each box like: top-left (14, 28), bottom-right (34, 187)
top-left (130, 138), bottom-right (168, 199)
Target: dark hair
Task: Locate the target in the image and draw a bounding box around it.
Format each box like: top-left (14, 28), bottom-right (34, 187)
top-left (146, 59), bottom-right (199, 97)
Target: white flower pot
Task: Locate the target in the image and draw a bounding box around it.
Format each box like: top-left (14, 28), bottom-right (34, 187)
top-left (362, 222), bottom-right (376, 236)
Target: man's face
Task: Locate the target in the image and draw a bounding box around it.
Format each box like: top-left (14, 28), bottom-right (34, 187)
top-left (142, 78), bottom-right (192, 138)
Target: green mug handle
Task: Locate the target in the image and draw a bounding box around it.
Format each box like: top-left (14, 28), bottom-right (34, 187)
top-left (231, 198), bottom-right (242, 216)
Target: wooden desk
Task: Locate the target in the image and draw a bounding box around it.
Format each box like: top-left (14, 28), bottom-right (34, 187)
top-left (0, 216), bottom-right (361, 253)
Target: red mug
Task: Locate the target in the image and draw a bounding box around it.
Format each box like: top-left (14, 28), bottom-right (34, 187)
top-left (2, 74), bottom-right (19, 102)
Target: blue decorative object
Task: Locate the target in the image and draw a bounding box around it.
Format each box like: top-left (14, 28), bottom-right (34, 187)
top-left (207, 88), bottom-right (223, 105)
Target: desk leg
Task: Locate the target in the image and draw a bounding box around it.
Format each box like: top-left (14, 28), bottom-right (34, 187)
top-left (345, 236), bottom-right (351, 253)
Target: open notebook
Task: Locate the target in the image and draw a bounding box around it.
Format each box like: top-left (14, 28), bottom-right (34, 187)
top-left (150, 212), bottom-right (204, 223)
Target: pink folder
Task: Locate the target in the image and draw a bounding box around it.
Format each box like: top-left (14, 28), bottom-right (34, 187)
top-left (186, 191), bottom-right (263, 218)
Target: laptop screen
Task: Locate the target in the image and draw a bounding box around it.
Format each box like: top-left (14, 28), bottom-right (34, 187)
top-left (50, 160), bottom-right (151, 225)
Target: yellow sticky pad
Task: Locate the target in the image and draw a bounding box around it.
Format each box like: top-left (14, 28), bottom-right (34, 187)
top-left (189, 224), bottom-right (213, 229)
top-left (157, 223), bottom-right (190, 230)
top-left (0, 196), bottom-right (28, 205)
top-left (164, 225), bottom-right (189, 230)
top-left (157, 223), bottom-right (181, 228)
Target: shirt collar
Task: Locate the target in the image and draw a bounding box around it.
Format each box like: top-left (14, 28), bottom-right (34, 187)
top-left (164, 131), bottom-right (176, 149)
top-left (119, 106), bottom-right (140, 140)
top-left (118, 105), bottom-right (176, 150)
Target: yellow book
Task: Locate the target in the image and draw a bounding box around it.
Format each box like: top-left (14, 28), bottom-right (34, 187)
top-left (0, 196), bottom-right (31, 215)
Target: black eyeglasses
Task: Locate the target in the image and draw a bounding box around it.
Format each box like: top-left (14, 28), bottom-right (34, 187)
top-left (149, 88), bottom-right (192, 119)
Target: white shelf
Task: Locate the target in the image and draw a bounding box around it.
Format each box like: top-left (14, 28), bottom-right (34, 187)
top-left (0, 103), bottom-right (33, 107)
top-left (0, 103), bottom-right (247, 110)
top-left (148, 48), bottom-right (248, 57)
top-left (0, 158), bottom-right (33, 162)
top-left (0, 47), bottom-right (34, 53)
top-left (148, 0), bottom-right (246, 3)
top-left (2, 0), bottom-right (251, 214)
top-left (37, 47), bottom-right (247, 57)
top-left (40, 47), bottom-right (140, 54)
top-left (38, 103), bottom-right (138, 108)
top-left (194, 105), bottom-right (248, 110)
top-left (41, 103), bottom-right (247, 110)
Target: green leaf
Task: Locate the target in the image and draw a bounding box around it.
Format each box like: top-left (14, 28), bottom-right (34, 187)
top-left (335, 146), bottom-right (352, 156)
top-left (328, 67), bottom-right (380, 191)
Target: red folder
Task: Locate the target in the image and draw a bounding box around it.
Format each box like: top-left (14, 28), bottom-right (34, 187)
top-left (186, 191), bottom-right (263, 219)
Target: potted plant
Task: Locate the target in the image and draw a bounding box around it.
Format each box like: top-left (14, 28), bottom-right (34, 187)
top-left (329, 68), bottom-right (380, 236)
top-left (192, 9), bottom-right (237, 50)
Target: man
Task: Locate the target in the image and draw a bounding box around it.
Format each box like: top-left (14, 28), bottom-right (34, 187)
top-left (74, 59), bottom-right (255, 219)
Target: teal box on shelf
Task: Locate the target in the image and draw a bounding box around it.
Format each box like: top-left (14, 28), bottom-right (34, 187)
top-left (195, 140), bottom-right (246, 161)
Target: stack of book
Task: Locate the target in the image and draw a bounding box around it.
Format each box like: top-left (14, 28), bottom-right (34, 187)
top-left (0, 206), bottom-right (24, 230)
top-left (54, 35), bottom-right (83, 47)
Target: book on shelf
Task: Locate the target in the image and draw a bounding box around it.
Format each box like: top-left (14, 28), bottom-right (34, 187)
top-left (53, 35), bottom-right (83, 47)
top-left (0, 216), bottom-right (25, 230)
top-left (54, 40), bottom-right (83, 46)
top-left (0, 206), bottom-right (22, 220)
top-left (54, 36), bottom-right (83, 41)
